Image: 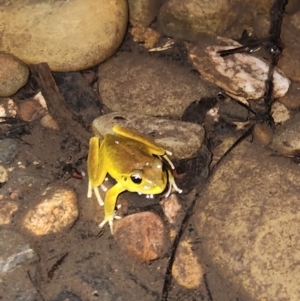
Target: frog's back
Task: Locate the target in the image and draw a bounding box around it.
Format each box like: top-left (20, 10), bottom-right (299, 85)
top-left (102, 134), bottom-right (156, 176)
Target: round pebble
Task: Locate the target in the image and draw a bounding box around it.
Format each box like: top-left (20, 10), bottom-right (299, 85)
top-left (0, 165), bottom-right (8, 183)
top-left (0, 201), bottom-right (18, 225)
top-left (114, 212), bottom-right (168, 262)
top-left (17, 99), bottom-right (43, 122)
top-left (0, 139), bottom-right (19, 165)
top-left (172, 238), bottom-right (203, 289)
top-left (253, 124), bottom-right (273, 146)
top-left (159, 194), bottom-right (182, 225)
top-left (0, 52), bottom-right (29, 97)
top-left (23, 188), bottom-right (78, 236)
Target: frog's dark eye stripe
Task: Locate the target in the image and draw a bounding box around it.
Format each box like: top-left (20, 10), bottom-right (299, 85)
top-left (130, 173), bottom-right (142, 184)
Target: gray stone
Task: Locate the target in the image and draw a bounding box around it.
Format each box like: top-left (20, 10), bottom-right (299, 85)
top-left (0, 265), bottom-right (41, 301)
top-left (91, 112), bottom-right (205, 160)
top-left (98, 51), bottom-right (212, 118)
top-left (128, 0), bottom-right (162, 27)
top-left (218, 97), bottom-right (248, 122)
top-left (194, 141), bottom-right (300, 300)
top-left (0, 229), bottom-right (38, 275)
top-left (0, 139), bottom-right (18, 165)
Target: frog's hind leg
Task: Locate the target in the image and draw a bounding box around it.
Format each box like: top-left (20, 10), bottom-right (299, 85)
top-left (87, 136), bottom-right (107, 206)
top-left (113, 124), bottom-right (175, 169)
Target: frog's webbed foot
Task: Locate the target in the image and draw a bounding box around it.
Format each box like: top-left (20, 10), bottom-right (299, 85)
top-left (99, 213), bottom-right (122, 234)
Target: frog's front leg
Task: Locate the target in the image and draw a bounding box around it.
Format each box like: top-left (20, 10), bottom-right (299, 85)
top-left (99, 182), bottom-right (126, 234)
top-left (87, 136), bottom-right (107, 206)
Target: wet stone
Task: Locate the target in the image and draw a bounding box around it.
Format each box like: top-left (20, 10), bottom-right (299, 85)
top-left (92, 112), bottom-right (205, 160)
top-left (0, 200), bottom-right (18, 225)
top-left (159, 194), bottom-right (182, 225)
top-left (128, 0), bottom-right (161, 27)
top-left (172, 238), bottom-right (203, 289)
top-left (194, 141), bottom-right (300, 300)
top-left (270, 112), bottom-right (300, 156)
top-left (0, 52), bottom-right (29, 97)
top-left (253, 123), bottom-right (273, 146)
top-left (114, 212), bottom-right (168, 262)
top-left (218, 97), bottom-right (249, 123)
top-left (188, 36), bottom-right (290, 105)
top-left (0, 0), bottom-right (128, 71)
top-left (54, 291), bottom-right (83, 301)
top-left (23, 187), bottom-right (78, 236)
top-left (1, 267), bottom-right (41, 301)
top-left (278, 81), bottom-right (300, 110)
top-left (0, 229), bottom-right (38, 275)
top-left (271, 101), bottom-right (290, 125)
top-left (0, 165), bottom-right (8, 184)
top-left (0, 139), bottom-right (19, 165)
top-left (98, 51), bottom-right (212, 118)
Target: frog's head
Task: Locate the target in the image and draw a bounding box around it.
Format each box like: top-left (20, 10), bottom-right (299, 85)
top-left (120, 158), bottom-right (168, 195)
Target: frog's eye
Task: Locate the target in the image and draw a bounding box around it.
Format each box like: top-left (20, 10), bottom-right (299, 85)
top-left (130, 172), bottom-right (143, 184)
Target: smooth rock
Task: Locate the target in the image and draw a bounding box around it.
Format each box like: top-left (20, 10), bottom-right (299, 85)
top-left (218, 97), bottom-right (249, 123)
top-left (172, 238), bottom-right (203, 289)
top-left (23, 187), bottom-right (78, 236)
top-left (0, 200), bottom-right (18, 225)
top-left (128, 0), bottom-right (161, 27)
top-left (0, 0), bottom-right (128, 71)
top-left (0, 229), bottom-right (38, 275)
top-left (252, 123), bottom-right (273, 146)
top-left (0, 139), bottom-right (19, 165)
top-left (92, 112), bottom-right (205, 159)
top-left (270, 112), bottom-right (300, 156)
top-left (0, 53), bottom-right (29, 97)
top-left (278, 81), bottom-right (300, 110)
top-left (98, 51), bottom-right (212, 118)
top-left (188, 37), bottom-right (290, 105)
top-left (194, 141), bottom-right (300, 300)
top-left (160, 194), bottom-right (182, 224)
top-left (17, 99), bottom-right (44, 122)
top-left (0, 165), bottom-right (8, 184)
top-left (114, 212), bottom-right (168, 262)
top-left (271, 101), bottom-right (290, 125)
top-left (278, 12), bottom-right (300, 82)
top-left (158, 0), bottom-right (273, 42)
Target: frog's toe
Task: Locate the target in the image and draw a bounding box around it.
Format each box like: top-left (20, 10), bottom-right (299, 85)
top-left (99, 214), bottom-right (122, 234)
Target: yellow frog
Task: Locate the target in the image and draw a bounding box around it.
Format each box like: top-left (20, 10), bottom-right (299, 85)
top-left (87, 125), bottom-right (182, 234)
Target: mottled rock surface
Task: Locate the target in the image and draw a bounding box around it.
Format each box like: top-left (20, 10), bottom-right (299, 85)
top-left (98, 51), bottom-right (212, 118)
top-left (0, 0), bottom-right (128, 71)
top-left (0, 53), bottom-right (29, 97)
top-left (114, 212), bottom-right (167, 262)
top-left (23, 187), bottom-right (78, 235)
top-left (194, 141), bottom-right (300, 301)
top-left (158, 0), bottom-right (273, 41)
